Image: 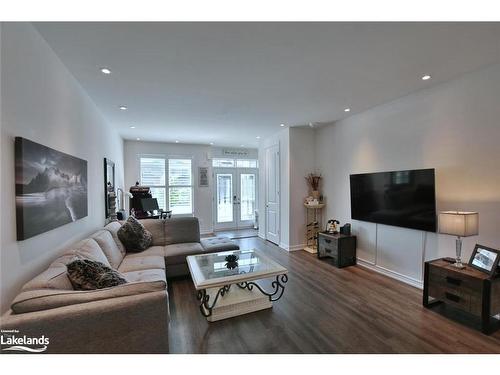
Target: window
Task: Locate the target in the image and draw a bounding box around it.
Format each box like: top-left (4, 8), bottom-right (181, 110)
top-left (139, 157), bottom-right (193, 214)
top-left (168, 159), bottom-right (193, 214)
top-left (140, 157), bottom-right (166, 210)
top-left (236, 159), bottom-right (258, 168)
top-left (212, 158), bottom-right (258, 168)
top-left (212, 158), bottom-right (235, 167)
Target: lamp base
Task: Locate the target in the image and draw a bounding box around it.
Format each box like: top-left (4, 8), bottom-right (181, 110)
top-left (453, 237), bottom-right (466, 269)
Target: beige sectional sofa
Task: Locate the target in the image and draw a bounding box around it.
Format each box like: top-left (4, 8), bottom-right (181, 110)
top-left (0, 217), bottom-right (238, 354)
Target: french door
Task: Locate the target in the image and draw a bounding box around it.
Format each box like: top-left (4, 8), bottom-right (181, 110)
top-left (214, 168), bottom-right (257, 230)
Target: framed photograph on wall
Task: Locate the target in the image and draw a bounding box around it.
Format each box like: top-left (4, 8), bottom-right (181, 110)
top-left (468, 244), bottom-right (500, 277)
top-left (199, 167), bottom-right (209, 187)
top-left (15, 137), bottom-right (88, 240)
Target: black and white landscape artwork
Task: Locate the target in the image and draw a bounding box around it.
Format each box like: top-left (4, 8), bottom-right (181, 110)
top-left (15, 137), bottom-right (88, 240)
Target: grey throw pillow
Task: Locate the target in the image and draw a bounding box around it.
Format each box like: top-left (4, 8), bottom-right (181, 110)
top-left (67, 259), bottom-right (127, 290)
top-left (117, 216), bottom-right (153, 252)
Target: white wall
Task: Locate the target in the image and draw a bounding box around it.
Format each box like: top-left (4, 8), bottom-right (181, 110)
top-left (315, 63), bottom-right (500, 287)
top-left (0, 23), bottom-right (124, 312)
top-left (288, 127), bottom-right (315, 250)
top-left (124, 140), bottom-right (257, 234)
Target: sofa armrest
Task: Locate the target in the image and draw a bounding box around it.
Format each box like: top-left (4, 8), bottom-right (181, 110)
top-left (0, 290), bottom-right (169, 353)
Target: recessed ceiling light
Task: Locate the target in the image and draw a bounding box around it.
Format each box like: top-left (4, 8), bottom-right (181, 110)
top-left (256, 136), bottom-right (261, 139)
top-left (280, 124), bottom-right (285, 127)
top-left (175, 140), bottom-right (179, 143)
top-left (422, 74), bottom-right (431, 81)
top-left (209, 142), bottom-right (214, 145)
top-left (344, 108), bottom-right (351, 112)
top-left (119, 105), bottom-right (127, 110)
top-left (136, 138), bottom-right (141, 141)
top-left (100, 67), bottom-right (111, 75)
top-left (130, 126), bottom-right (135, 129)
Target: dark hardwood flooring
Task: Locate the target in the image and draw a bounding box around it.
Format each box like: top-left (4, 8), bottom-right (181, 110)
top-left (168, 237), bottom-right (500, 353)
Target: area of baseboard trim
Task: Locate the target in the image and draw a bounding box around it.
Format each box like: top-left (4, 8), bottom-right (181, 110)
top-left (356, 258), bottom-right (423, 289)
top-left (278, 243), bottom-right (305, 252)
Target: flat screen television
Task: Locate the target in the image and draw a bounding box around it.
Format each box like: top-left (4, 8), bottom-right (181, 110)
top-left (350, 168), bottom-right (436, 232)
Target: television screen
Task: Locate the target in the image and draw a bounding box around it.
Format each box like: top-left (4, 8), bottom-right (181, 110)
top-left (350, 168), bottom-right (436, 232)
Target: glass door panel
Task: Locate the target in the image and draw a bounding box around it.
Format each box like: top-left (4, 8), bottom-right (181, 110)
top-left (216, 173), bottom-right (233, 223)
top-left (213, 167), bottom-right (258, 230)
top-left (239, 173), bottom-right (256, 222)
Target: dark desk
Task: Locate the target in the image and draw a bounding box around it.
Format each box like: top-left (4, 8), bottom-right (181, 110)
top-left (424, 258), bottom-right (500, 334)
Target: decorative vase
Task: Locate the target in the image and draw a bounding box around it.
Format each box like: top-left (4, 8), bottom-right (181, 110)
top-left (312, 190), bottom-right (320, 199)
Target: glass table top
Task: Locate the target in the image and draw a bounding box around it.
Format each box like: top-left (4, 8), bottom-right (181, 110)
top-left (187, 249), bottom-right (287, 288)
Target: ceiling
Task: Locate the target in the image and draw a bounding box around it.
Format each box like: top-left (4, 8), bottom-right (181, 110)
top-left (34, 22), bottom-right (500, 147)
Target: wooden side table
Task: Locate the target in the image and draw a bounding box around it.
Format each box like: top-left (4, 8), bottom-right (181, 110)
top-left (317, 232), bottom-right (357, 268)
top-left (423, 258), bottom-right (500, 334)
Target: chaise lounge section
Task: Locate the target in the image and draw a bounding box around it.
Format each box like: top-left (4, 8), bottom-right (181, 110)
top-left (0, 217), bottom-right (238, 353)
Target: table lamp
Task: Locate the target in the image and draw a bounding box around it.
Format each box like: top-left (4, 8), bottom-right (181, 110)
top-left (439, 211), bottom-right (479, 269)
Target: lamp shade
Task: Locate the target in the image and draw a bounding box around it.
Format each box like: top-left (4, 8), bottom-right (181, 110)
top-left (439, 211), bottom-right (479, 237)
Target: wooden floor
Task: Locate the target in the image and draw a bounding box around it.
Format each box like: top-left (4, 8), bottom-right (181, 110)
top-left (214, 228), bottom-right (259, 239)
top-left (168, 237), bottom-right (500, 353)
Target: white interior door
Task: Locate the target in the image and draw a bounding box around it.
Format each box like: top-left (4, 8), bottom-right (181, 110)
top-left (214, 168), bottom-right (257, 230)
top-left (265, 145), bottom-right (280, 244)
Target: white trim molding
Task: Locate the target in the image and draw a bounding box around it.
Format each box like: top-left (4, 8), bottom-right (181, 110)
top-left (356, 258), bottom-right (423, 289)
top-left (279, 242), bottom-right (305, 252)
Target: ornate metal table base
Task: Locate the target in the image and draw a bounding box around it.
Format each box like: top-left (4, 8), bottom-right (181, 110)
top-left (236, 274), bottom-right (288, 302)
top-left (196, 274), bottom-right (288, 320)
top-left (197, 285), bottom-right (231, 318)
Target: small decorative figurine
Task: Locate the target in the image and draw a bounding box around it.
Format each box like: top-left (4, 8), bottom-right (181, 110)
top-left (225, 254), bottom-right (239, 269)
top-left (327, 219), bottom-right (340, 234)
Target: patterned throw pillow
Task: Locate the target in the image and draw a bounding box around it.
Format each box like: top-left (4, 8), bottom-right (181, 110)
top-left (117, 216), bottom-right (153, 252)
top-left (67, 259), bottom-right (127, 290)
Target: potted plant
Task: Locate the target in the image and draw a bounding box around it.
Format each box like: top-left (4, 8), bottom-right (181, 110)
top-left (305, 173), bottom-right (322, 199)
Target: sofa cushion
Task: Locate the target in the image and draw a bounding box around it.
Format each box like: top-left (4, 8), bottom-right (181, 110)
top-left (22, 265), bottom-right (74, 292)
top-left (122, 269), bottom-right (167, 284)
top-left (67, 259), bottom-right (127, 290)
top-left (91, 229), bottom-right (125, 268)
top-left (11, 278), bottom-right (167, 314)
top-left (141, 219), bottom-right (166, 246)
top-left (62, 238), bottom-right (112, 268)
top-left (118, 256), bottom-right (165, 273)
top-left (200, 237), bottom-right (240, 252)
top-left (164, 217), bottom-right (201, 245)
top-left (104, 221), bottom-right (126, 254)
top-left (164, 242), bottom-right (204, 265)
top-left (118, 216), bottom-right (153, 252)
top-left (124, 246), bottom-right (166, 258)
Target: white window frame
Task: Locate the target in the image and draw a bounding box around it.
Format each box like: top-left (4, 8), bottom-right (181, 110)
top-left (167, 158), bottom-right (194, 215)
top-left (138, 154), bottom-right (194, 215)
top-left (139, 155), bottom-right (167, 211)
top-left (212, 158), bottom-right (259, 168)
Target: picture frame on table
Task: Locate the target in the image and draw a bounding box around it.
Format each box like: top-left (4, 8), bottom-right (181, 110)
top-left (468, 244), bottom-right (500, 277)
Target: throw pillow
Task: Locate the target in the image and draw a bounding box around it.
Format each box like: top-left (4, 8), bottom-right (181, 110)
top-left (117, 216), bottom-right (153, 252)
top-left (67, 259), bottom-right (127, 290)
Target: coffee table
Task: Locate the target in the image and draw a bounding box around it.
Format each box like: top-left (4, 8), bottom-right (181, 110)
top-left (186, 249), bottom-right (288, 322)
